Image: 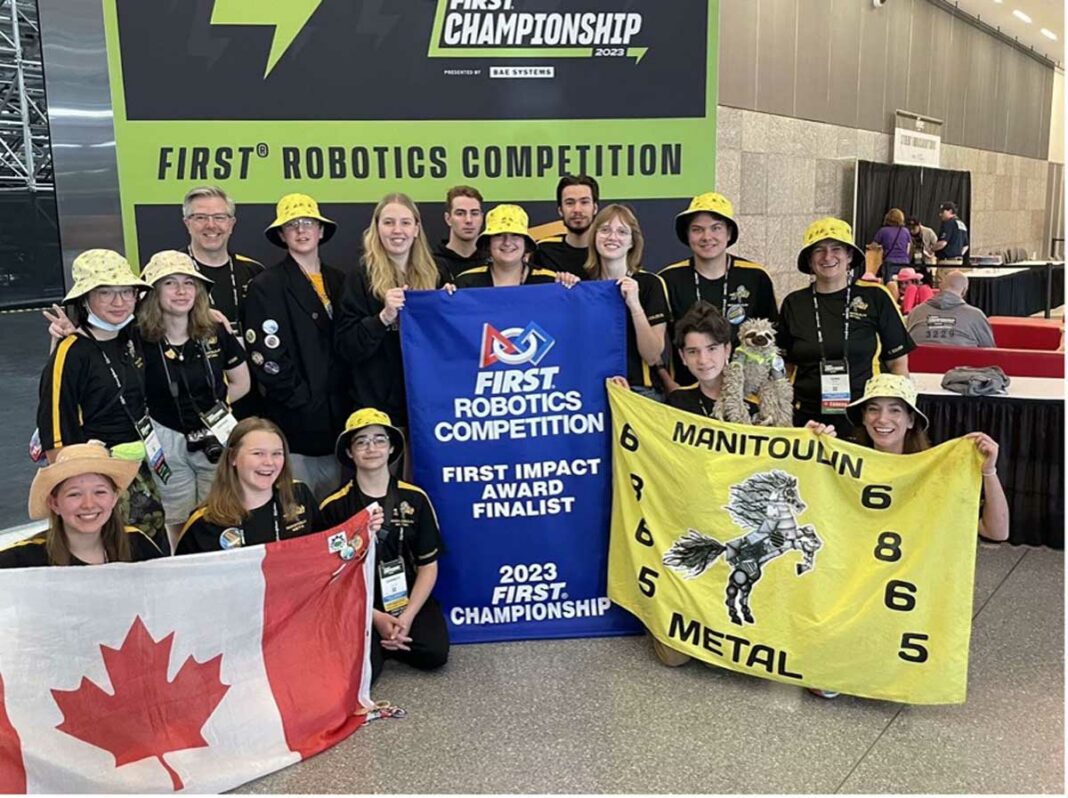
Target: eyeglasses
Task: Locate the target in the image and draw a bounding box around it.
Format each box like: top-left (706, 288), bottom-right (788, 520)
top-left (93, 287), bottom-right (138, 301)
top-left (185, 213), bottom-right (233, 225)
top-left (283, 218), bottom-right (320, 231)
top-left (352, 434), bottom-right (390, 450)
top-left (596, 225), bottom-right (632, 238)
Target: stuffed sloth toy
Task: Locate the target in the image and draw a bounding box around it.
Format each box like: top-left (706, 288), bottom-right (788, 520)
top-left (713, 318), bottom-right (794, 427)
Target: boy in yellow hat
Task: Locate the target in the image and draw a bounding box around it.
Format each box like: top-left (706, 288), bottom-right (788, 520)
top-left (658, 193), bottom-right (779, 391)
top-left (454, 204), bottom-right (578, 288)
top-left (243, 193), bottom-right (350, 499)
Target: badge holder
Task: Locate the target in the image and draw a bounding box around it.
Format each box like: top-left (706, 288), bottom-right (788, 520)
top-left (201, 401), bottom-right (238, 446)
top-left (379, 557), bottom-right (410, 617)
top-left (819, 360), bottom-right (850, 415)
top-left (134, 416), bottom-right (171, 483)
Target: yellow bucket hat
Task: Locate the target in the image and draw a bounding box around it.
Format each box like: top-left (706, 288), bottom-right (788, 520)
top-left (264, 193), bottom-right (337, 247)
top-left (140, 250), bottom-right (213, 288)
top-left (797, 217), bottom-right (865, 274)
top-left (845, 373), bottom-right (929, 430)
top-left (477, 204), bottom-right (536, 251)
top-left (674, 192), bottom-right (738, 247)
top-left (27, 441), bottom-right (140, 520)
top-left (62, 249), bottom-right (150, 303)
top-left (334, 408), bottom-right (405, 466)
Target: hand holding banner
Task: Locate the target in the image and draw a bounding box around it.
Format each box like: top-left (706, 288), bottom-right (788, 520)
top-left (606, 383), bottom-right (983, 704)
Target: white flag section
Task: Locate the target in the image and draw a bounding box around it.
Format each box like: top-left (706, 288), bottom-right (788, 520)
top-left (0, 511), bottom-right (375, 794)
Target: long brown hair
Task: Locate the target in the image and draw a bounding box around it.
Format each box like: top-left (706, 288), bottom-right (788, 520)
top-left (584, 204), bottom-right (645, 279)
top-left (137, 279), bottom-right (216, 343)
top-left (361, 193), bottom-right (440, 300)
top-left (201, 417), bottom-right (300, 526)
top-left (45, 476), bottom-right (132, 565)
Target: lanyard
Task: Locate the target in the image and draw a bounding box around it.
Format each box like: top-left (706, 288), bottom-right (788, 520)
top-left (811, 282), bottom-right (851, 363)
top-left (83, 329), bottom-right (144, 428)
top-left (158, 338), bottom-right (219, 425)
top-left (693, 255), bottom-right (730, 317)
top-left (190, 248), bottom-right (240, 328)
top-left (270, 499), bottom-right (281, 542)
top-left (696, 393), bottom-right (716, 418)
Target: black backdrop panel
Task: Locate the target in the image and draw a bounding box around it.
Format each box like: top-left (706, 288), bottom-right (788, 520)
top-left (855, 160), bottom-right (971, 255)
top-left (0, 191), bottom-right (65, 309)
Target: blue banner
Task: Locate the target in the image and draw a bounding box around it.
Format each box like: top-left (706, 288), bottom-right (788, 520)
top-left (401, 282), bottom-right (641, 643)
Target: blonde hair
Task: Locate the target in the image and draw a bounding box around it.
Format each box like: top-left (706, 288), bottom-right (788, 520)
top-left (584, 204), bottom-right (645, 278)
top-left (361, 193), bottom-right (440, 300)
top-left (883, 208), bottom-right (905, 226)
top-left (201, 417), bottom-right (300, 526)
top-left (45, 476), bottom-right (132, 565)
top-left (137, 279), bottom-right (216, 343)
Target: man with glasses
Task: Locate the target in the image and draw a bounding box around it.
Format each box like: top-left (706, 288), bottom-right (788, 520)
top-left (243, 193), bottom-right (350, 499)
top-left (182, 185), bottom-right (263, 336)
top-left (320, 408), bottom-right (448, 684)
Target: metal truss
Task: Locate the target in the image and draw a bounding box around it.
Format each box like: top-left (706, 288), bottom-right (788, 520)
top-left (0, 0), bottom-right (51, 189)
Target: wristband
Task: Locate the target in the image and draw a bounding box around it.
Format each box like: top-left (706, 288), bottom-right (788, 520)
top-left (981, 468), bottom-right (997, 477)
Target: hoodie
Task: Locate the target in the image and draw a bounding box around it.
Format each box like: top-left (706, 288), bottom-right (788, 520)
top-left (906, 292), bottom-right (996, 348)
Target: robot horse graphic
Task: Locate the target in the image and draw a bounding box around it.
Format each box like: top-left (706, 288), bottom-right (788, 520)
top-left (662, 470), bottom-right (822, 626)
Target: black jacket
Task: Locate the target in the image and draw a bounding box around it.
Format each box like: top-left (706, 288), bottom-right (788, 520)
top-left (243, 255), bottom-right (350, 455)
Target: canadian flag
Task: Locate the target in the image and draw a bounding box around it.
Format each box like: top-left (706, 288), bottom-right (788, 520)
top-left (0, 510), bottom-right (375, 794)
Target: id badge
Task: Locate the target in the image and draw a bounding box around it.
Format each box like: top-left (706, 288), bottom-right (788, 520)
top-left (135, 415), bottom-right (171, 483)
top-left (201, 401), bottom-right (238, 446)
top-left (379, 558), bottom-right (410, 616)
top-left (819, 360), bottom-right (850, 415)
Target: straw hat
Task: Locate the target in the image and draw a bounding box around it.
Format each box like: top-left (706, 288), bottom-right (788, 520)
top-left (477, 204), bottom-right (536, 251)
top-left (674, 192), bottom-right (738, 247)
top-left (796, 217), bottom-right (865, 274)
top-left (334, 408), bottom-right (405, 466)
top-left (28, 441), bottom-right (140, 520)
top-left (140, 250), bottom-right (214, 288)
top-left (845, 373), bottom-right (929, 431)
top-left (264, 193), bottom-right (337, 247)
top-left (62, 249), bottom-right (151, 303)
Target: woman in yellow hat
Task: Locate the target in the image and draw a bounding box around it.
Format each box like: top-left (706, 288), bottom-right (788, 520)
top-left (35, 249), bottom-right (169, 551)
top-left (244, 193), bottom-right (350, 500)
top-left (0, 441), bottom-right (166, 567)
top-left (454, 204), bottom-right (577, 289)
top-left (335, 193), bottom-right (450, 471)
top-left (320, 409), bottom-right (447, 684)
top-left (137, 250), bottom-right (250, 545)
top-left (584, 204), bottom-right (670, 399)
top-left (777, 218), bottom-right (915, 436)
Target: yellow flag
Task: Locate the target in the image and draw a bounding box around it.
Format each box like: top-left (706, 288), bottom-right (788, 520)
top-left (606, 382), bottom-right (983, 704)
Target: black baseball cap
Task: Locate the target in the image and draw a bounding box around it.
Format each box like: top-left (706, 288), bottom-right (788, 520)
top-left (939, 201), bottom-right (958, 213)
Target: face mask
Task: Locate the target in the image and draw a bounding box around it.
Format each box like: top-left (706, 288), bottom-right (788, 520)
top-left (86, 310), bottom-right (134, 332)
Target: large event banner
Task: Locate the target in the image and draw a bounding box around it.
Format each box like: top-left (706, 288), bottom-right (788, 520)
top-left (606, 383), bottom-right (983, 705)
top-left (401, 282), bottom-right (639, 643)
top-left (100, 1), bottom-right (718, 268)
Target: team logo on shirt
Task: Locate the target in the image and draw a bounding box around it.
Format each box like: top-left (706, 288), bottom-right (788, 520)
top-left (661, 471), bottom-right (822, 626)
top-left (479, 322), bottom-right (556, 368)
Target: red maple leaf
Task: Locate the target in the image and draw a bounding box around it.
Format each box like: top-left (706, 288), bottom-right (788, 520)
top-left (50, 616), bottom-right (230, 791)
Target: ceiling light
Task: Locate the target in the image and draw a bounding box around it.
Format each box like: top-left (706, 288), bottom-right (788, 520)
top-left (1012, 9), bottom-right (1032, 24)
top-left (1041, 28), bottom-right (1058, 40)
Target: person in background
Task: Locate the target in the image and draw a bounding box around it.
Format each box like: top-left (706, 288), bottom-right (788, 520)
top-left (893, 267), bottom-right (935, 315)
top-left (585, 204), bottom-right (670, 400)
top-left (777, 218), bottom-right (914, 437)
top-left (433, 185), bottom-right (487, 280)
top-left (906, 216), bottom-right (938, 268)
top-left (320, 409), bottom-right (447, 683)
top-left (870, 208), bottom-right (912, 284)
top-left (244, 193), bottom-right (349, 500)
top-left (137, 250), bottom-right (249, 545)
top-left (176, 417), bottom-right (325, 554)
top-left (36, 249), bottom-right (168, 550)
top-left (932, 201), bottom-right (969, 260)
top-left (658, 193), bottom-right (777, 390)
top-left (907, 270), bottom-right (996, 347)
top-left (0, 441), bottom-right (165, 568)
top-left (531, 175), bottom-right (600, 279)
top-left (454, 204), bottom-right (577, 288)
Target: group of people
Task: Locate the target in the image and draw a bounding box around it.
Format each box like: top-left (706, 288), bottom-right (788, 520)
top-left (6, 175), bottom-right (1008, 691)
top-left (869, 202), bottom-right (970, 285)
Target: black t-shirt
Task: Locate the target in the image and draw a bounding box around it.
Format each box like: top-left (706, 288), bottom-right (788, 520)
top-left (937, 218), bottom-right (969, 259)
top-left (37, 331), bottom-right (146, 450)
top-left (530, 236), bottom-right (590, 279)
top-left (666, 385), bottom-right (759, 419)
top-left (453, 264), bottom-right (557, 288)
top-left (142, 323), bottom-right (246, 433)
top-left (0, 526), bottom-right (165, 568)
top-left (175, 482), bottom-right (322, 554)
top-left (432, 240), bottom-right (489, 282)
top-left (320, 477), bottom-right (443, 604)
top-left (659, 255), bottom-right (779, 385)
top-left (777, 280), bottom-right (915, 415)
top-left (623, 271), bottom-right (671, 389)
top-left (189, 252), bottom-right (264, 333)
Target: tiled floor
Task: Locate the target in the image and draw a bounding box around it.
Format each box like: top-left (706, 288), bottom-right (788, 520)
top-left (239, 543), bottom-right (1063, 795)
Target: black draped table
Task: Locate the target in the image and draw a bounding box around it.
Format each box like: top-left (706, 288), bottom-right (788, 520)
top-left (960, 262), bottom-right (1065, 318)
top-left (914, 372), bottom-right (1064, 548)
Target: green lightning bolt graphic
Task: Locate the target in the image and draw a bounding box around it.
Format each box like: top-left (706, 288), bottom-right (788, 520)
top-left (210, 0), bottom-right (322, 78)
